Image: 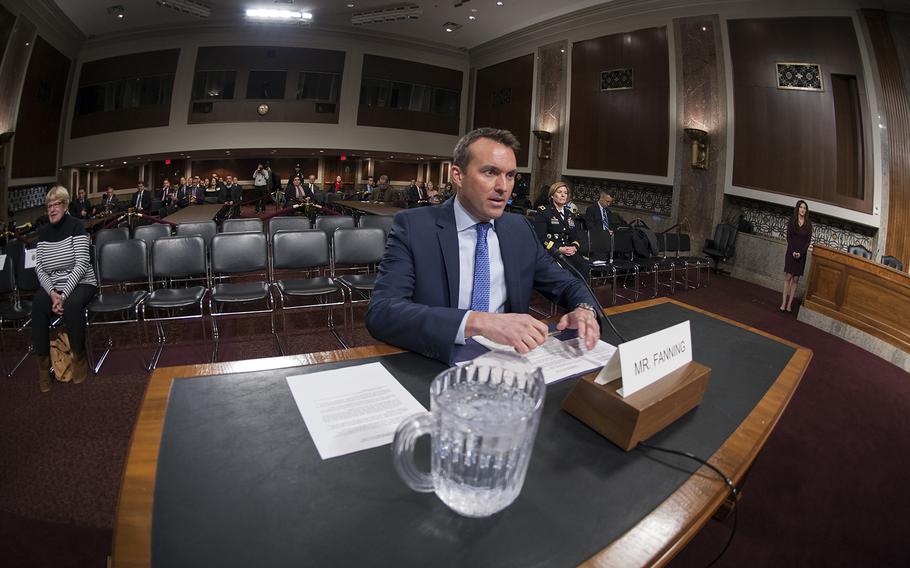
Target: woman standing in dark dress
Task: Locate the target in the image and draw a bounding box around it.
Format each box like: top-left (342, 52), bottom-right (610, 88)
top-left (781, 200), bottom-right (812, 312)
top-left (534, 182), bottom-right (590, 281)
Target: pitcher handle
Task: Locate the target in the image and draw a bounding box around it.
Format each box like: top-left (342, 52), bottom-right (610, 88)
top-left (391, 412), bottom-right (435, 493)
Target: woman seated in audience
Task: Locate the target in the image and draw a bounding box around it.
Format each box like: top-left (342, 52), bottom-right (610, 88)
top-left (31, 186), bottom-right (97, 392)
top-left (534, 181), bottom-right (590, 281)
top-left (204, 177), bottom-right (220, 203)
top-left (426, 181), bottom-right (442, 205)
top-left (334, 175), bottom-right (343, 193)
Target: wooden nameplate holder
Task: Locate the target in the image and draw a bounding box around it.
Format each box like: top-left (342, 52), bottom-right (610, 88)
top-left (561, 361), bottom-right (711, 451)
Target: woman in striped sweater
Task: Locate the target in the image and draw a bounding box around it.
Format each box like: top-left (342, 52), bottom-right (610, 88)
top-left (31, 186), bottom-right (97, 392)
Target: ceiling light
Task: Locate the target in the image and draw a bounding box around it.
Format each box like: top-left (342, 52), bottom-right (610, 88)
top-left (351, 3), bottom-right (421, 25)
top-left (107, 5), bottom-right (125, 19)
top-left (468, 15), bottom-right (475, 20)
top-left (443, 21), bottom-right (461, 32)
top-left (246, 8), bottom-right (312, 21)
top-left (155, 0), bottom-right (211, 18)
top-left (122, 161), bottom-right (127, 164)
top-left (347, 3), bottom-right (355, 6)
top-left (496, 1), bottom-right (504, 5)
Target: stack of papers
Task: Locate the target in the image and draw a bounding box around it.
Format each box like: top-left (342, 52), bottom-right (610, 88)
top-left (469, 335), bottom-right (616, 385)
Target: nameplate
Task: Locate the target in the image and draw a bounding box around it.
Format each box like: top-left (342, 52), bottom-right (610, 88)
top-left (24, 248), bottom-right (37, 269)
top-left (594, 321), bottom-right (692, 397)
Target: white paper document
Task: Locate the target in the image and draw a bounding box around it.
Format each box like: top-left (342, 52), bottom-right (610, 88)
top-left (24, 248), bottom-right (37, 269)
top-left (471, 335), bottom-right (617, 385)
top-left (286, 362), bottom-right (427, 460)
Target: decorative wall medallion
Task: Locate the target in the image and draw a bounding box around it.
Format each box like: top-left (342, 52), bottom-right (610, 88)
top-left (600, 68), bottom-right (633, 91)
top-left (776, 62), bottom-right (823, 91)
top-left (257, 103), bottom-right (270, 115)
top-left (491, 88), bottom-right (512, 106)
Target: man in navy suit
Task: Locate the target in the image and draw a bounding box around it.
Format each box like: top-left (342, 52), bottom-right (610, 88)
top-left (365, 128), bottom-right (599, 363)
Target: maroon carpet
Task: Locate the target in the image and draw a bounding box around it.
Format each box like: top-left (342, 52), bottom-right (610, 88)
top-left (2, 275), bottom-right (908, 567)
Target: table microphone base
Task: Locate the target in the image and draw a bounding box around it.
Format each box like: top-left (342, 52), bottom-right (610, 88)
top-left (561, 361), bottom-right (711, 451)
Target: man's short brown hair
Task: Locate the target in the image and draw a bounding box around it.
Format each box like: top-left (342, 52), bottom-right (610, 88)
top-left (453, 127), bottom-right (520, 170)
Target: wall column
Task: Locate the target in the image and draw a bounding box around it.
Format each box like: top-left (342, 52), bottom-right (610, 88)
top-left (532, 40), bottom-right (568, 204)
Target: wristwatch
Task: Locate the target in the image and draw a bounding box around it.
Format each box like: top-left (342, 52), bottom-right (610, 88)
top-left (574, 302), bottom-right (597, 315)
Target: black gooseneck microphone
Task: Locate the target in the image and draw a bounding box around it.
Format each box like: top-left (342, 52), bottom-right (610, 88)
top-left (552, 250), bottom-right (627, 344)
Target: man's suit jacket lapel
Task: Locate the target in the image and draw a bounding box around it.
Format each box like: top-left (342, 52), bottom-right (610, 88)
top-left (436, 200), bottom-right (460, 308)
top-left (496, 216), bottom-right (520, 313)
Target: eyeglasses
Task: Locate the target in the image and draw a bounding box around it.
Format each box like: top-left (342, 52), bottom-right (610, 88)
top-left (47, 201), bottom-right (65, 210)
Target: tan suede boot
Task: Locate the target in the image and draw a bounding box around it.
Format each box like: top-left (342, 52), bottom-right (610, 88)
top-left (71, 351), bottom-right (88, 384)
top-left (37, 356), bottom-right (52, 393)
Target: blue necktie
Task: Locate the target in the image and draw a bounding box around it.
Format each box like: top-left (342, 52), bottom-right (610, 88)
top-left (601, 206), bottom-right (609, 230)
top-left (471, 223), bottom-right (491, 312)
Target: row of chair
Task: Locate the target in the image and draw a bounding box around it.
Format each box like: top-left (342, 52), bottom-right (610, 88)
top-left (847, 244), bottom-right (904, 271)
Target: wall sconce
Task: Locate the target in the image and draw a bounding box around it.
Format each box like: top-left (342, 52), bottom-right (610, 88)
top-left (532, 130), bottom-right (552, 160)
top-left (684, 128), bottom-right (708, 169)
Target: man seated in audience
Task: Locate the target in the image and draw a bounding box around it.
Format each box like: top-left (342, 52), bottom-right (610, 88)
top-left (96, 186), bottom-right (119, 215)
top-left (220, 175), bottom-right (242, 218)
top-left (406, 179), bottom-right (419, 203)
top-left (365, 127), bottom-right (600, 363)
top-left (132, 181), bottom-right (151, 212)
top-left (69, 188), bottom-right (93, 219)
top-left (188, 176), bottom-right (204, 204)
top-left (304, 174), bottom-right (319, 197)
top-left (173, 176), bottom-right (190, 208)
top-left (374, 174), bottom-right (390, 201)
top-left (286, 164), bottom-right (303, 195)
top-left (584, 188), bottom-right (628, 233)
top-left (362, 176), bottom-right (375, 201)
top-left (159, 179), bottom-right (174, 208)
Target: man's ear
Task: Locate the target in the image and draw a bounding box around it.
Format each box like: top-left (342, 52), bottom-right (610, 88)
top-left (451, 165), bottom-right (463, 187)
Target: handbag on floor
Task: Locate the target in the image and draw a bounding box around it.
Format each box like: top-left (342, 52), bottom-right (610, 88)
top-left (50, 332), bottom-right (74, 382)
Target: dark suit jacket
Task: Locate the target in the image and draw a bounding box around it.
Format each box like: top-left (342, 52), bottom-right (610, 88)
top-left (69, 198), bottom-right (92, 219)
top-left (584, 203), bottom-right (628, 231)
top-left (365, 198), bottom-right (596, 362)
top-left (174, 185), bottom-right (190, 206)
top-left (220, 184), bottom-right (242, 203)
top-left (132, 190), bottom-right (152, 211)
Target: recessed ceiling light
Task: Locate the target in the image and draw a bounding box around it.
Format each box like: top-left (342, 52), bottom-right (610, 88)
top-left (246, 8), bottom-right (312, 22)
top-left (496, 1), bottom-right (504, 5)
top-left (107, 5), bottom-right (125, 19)
top-left (319, 150), bottom-right (324, 153)
top-left (702, 26), bottom-right (707, 31)
top-left (122, 161), bottom-right (127, 164)
top-left (468, 15), bottom-right (475, 20)
top-left (347, 3), bottom-right (354, 7)
top-left (560, 48), bottom-right (565, 53)
top-left (25, 42), bottom-right (29, 46)
top-left (443, 21), bottom-right (461, 32)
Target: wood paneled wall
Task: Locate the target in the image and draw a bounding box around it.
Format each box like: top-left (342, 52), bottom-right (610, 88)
top-left (729, 18), bottom-right (872, 213)
top-left (473, 54), bottom-right (534, 168)
top-left (71, 49), bottom-right (179, 138)
top-left (567, 27), bottom-right (669, 176)
top-left (0, 3), bottom-right (15, 66)
top-left (189, 46), bottom-right (345, 125)
top-left (372, 160), bottom-right (419, 183)
top-left (865, 10), bottom-right (910, 268)
top-left (356, 54), bottom-right (462, 135)
top-left (98, 166), bottom-right (140, 192)
top-left (11, 36), bottom-right (70, 179)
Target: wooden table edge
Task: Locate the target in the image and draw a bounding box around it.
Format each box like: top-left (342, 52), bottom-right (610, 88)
top-left (111, 344), bottom-right (403, 568)
top-left (112, 299), bottom-right (811, 568)
top-left (582, 298), bottom-right (812, 567)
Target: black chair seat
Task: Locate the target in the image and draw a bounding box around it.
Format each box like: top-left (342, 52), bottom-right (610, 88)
top-left (88, 291), bottom-right (147, 313)
top-left (212, 282), bottom-right (269, 303)
top-left (338, 274), bottom-right (376, 290)
top-left (0, 300), bottom-right (31, 320)
top-left (702, 247), bottom-right (726, 258)
top-left (147, 286), bottom-right (206, 309)
top-left (277, 277), bottom-right (339, 296)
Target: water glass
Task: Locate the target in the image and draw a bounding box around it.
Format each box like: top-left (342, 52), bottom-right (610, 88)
top-left (391, 365), bottom-right (546, 518)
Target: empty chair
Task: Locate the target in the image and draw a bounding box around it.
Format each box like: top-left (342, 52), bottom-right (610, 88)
top-left (703, 223), bottom-right (738, 272)
top-left (314, 215), bottom-right (355, 237)
top-left (332, 228), bottom-right (386, 345)
top-left (631, 230), bottom-right (678, 298)
top-left (588, 228), bottom-right (639, 305)
top-left (271, 230), bottom-right (347, 350)
top-left (142, 236), bottom-right (209, 370)
top-left (1, 241), bottom-right (41, 376)
top-left (674, 233), bottom-right (711, 288)
top-left (848, 245), bottom-right (873, 260)
top-left (94, 227), bottom-right (129, 255)
top-left (357, 215), bottom-right (394, 236)
top-left (176, 221), bottom-right (217, 248)
top-left (881, 255), bottom-right (904, 271)
top-left (209, 232), bottom-right (280, 361)
top-left (268, 216), bottom-right (312, 243)
top-left (133, 223), bottom-right (172, 245)
top-left (222, 218), bottom-right (263, 234)
top-left (85, 239), bottom-right (150, 373)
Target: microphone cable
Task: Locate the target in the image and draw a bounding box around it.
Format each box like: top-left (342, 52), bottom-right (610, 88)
top-left (636, 441), bottom-right (738, 567)
top-left (553, 250), bottom-right (627, 343)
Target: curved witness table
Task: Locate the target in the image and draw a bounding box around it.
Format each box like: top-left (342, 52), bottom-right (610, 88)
top-left (111, 299), bottom-right (811, 567)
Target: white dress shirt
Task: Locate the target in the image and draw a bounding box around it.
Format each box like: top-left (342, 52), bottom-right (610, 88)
top-left (454, 196), bottom-right (507, 343)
